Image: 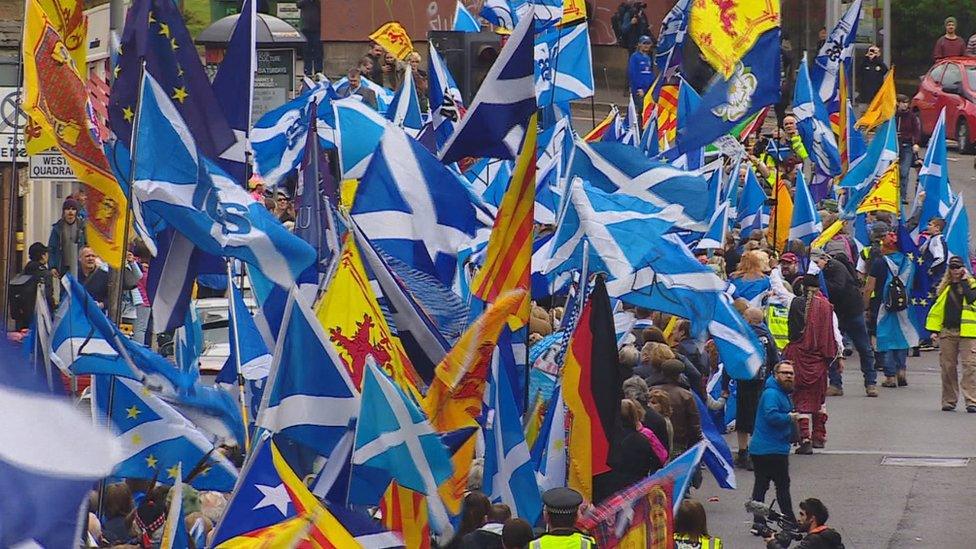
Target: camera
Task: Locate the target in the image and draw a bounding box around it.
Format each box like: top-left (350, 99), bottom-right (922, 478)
top-left (745, 500), bottom-right (804, 546)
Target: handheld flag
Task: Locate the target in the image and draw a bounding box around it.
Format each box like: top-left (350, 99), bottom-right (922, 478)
top-left (916, 108), bottom-right (952, 231)
top-left (159, 463), bottom-right (189, 549)
top-left (793, 56), bottom-right (841, 177)
top-left (944, 194), bottom-right (971, 267)
top-left (654, 0), bottom-right (691, 83)
top-left (335, 96), bottom-right (389, 178)
top-left (856, 163), bottom-right (900, 214)
top-left (788, 171), bottom-right (823, 245)
top-left (386, 64), bottom-right (425, 136)
top-left (857, 67), bottom-right (896, 130)
top-left (454, 1), bottom-right (481, 31)
top-left (428, 43), bottom-right (465, 149)
top-left (212, 0), bottom-right (257, 183)
top-left (689, 0), bottom-right (781, 78)
top-left (535, 21), bottom-right (595, 106)
top-left (811, 0), bottom-right (862, 111)
top-left (369, 22), bottom-right (414, 60)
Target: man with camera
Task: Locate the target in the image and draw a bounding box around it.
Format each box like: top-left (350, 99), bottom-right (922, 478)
top-left (858, 45), bottom-right (887, 111)
top-left (764, 498), bottom-right (844, 549)
top-left (612, 1), bottom-right (652, 54)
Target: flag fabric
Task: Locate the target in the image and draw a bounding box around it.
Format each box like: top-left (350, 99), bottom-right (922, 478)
top-left (369, 22), bottom-right (414, 60)
top-left (583, 107), bottom-right (619, 143)
top-left (698, 198), bottom-right (730, 250)
top-left (216, 282), bottom-right (272, 425)
top-left (563, 277), bottom-right (624, 502)
top-left (159, 463), bottom-right (189, 549)
top-left (837, 66), bottom-right (869, 173)
top-left (335, 96), bottom-right (389, 178)
top-left (326, 503), bottom-right (406, 548)
top-left (174, 305), bottom-right (202, 382)
top-left (640, 103), bottom-right (660, 157)
top-left (793, 56), bottom-right (842, 177)
top-left (333, 74), bottom-right (396, 113)
top-left (533, 383), bottom-right (567, 492)
top-left (352, 124), bottom-right (479, 287)
top-left (875, 228), bottom-right (921, 351)
top-left (857, 67), bottom-right (896, 130)
top-left (856, 163), bottom-right (900, 214)
top-left (380, 483), bottom-right (432, 549)
top-left (212, 0), bottom-right (256, 183)
top-left (145, 230), bottom-right (222, 334)
top-left (428, 43), bottom-right (465, 150)
top-left (0, 340), bottom-right (119, 549)
top-left (691, 393), bottom-right (736, 489)
top-left (314, 236), bottom-right (425, 400)
top-left (440, 14), bottom-right (536, 163)
top-left (654, 0), bottom-right (692, 83)
top-left (944, 194), bottom-right (971, 267)
top-left (132, 71), bottom-right (317, 289)
top-left (256, 288), bottom-right (359, 457)
top-left (353, 359), bottom-right (455, 538)
top-left (737, 166), bottom-right (768, 231)
top-left (689, 0), bottom-right (781, 78)
top-left (811, 0), bottom-right (861, 112)
top-left (789, 171), bottom-right (823, 245)
top-left (671, 78), bottom-right (705, 170)
top-left (915, 108), bottom-right (952, 231)
top-left (386, 64), bottom-right (425, 137)
top-left (535, 21), bottom-right (595, 107)
top-left (772, 179), bottom-right (794, 250)
top-left (294, 101), bottom-right (340, 274)
top-left (838, 114), bottom-right (897, 188)
top-left (91, 375), bottom-right (239, 491)
top-left (657, 84), bottom-right (679, 146)
top-left (536, 116), bottom-right (571, 223)
top-left (480, 0), bottom-right (515, 29)
top-left (621, 94), bottom-right (641, 147)
top-left (454, 0), bottom-right (481, 31)
top-left (23, 0), bottom-right (128, 266)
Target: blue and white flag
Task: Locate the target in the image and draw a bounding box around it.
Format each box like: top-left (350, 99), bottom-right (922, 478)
top-left (944, 193), bottom-right (970, 268)
top-left (531, 383), bottom-right (566, 491)
top-left (915, 108), bottom-right (952, 231)
top-left (669, 78), bottom-right (705, 170)
top-left (692, 392), bottom-right (736, 489)
top-left (465, 157), bottom-right (514, 210)
top-left (332, 75), bottom-right (395, 114)
top-left (91, 375), bottom-right (239, 491)
top-left (216, 283), bottom-right (271, 417)
top-left (653, 0), bottom-right (691, 84)
top-left (353, 124), bottom-right (480, 287)
top-left (0, 341), bottom-right (120, 548)
top-left (536, 117), bottom-right (570, 223)
top-left (811, 0), bottom-right (862, 111)
top-left (454, 0), bottom-right (481, 31)
top-left (839, 117), bottom-right (898, 218)
top-left (174, 305), bottom-right (203, 383)
top-left (160, 463), bottom-right (190, 549)
top-left (483, 348), bottom-right (543, 524)
top-left (146, 230), bottom-right (222, 334)
top-left (335, 96), bottom-right (389, 178)
top-left (793, 57), bottom-right (841, 177)
top-left (535, 22), bottom-right (595, 107)
top-left (698, 199), bottom-right (730, 250)
top-left (386, 64), bottom-right (425, 137)
top-left (789, 171), bottom-right (823, 245)
top-left (512, 0), bottom-right (562, 28)
top-left (428, 43), bottom-right (465, 150)
top-left (621, 94), bottom-right (641, 147)
top-left (440, 14), bottom-right (536, 163)
top-left (737, 166), bottom-right (769, 231)
top-left (295, 100), bottom-right (340, 273)
top-left (640, 104), bottom-right (660, 158)
top-left (256, 289), bottom-right (359, 457)
top-left (875, 231), bottom-right (920, 351)
top-left (212, 0), bottom-right (256, 183)
top-left (133, 71), bottom-right (317, 289)
top-left (480, 0), bottom-right (515, 29)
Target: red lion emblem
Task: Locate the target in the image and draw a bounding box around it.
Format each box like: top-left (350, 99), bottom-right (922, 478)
top-left (329, 314), bottom-right (394, 386)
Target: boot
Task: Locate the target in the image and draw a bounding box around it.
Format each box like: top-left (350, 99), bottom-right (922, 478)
top-left (897, 371), bottom-right (908, 387)
top-left (735, 449), bottom-right (749, 469)
top-left (865, 385), bottom-right (879, 397)
top-left (881, 376), bottom-right (898, 388)
top-left (826, 385), bottom-right (844, 397)
top-left (795, 440), bottom-right (814, 455)
top-left (812, 439), bottom-right (826, 449)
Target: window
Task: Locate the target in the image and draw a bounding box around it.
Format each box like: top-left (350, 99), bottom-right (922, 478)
top-left (967, 67), bottom-right (976, 91)
top-left (928, 63), bottom-right (947, 84)
top-left (942, 63), bottom-right (962, 90)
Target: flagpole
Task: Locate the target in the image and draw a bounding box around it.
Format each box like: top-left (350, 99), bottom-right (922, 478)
top-left (3, 10), bottom-right (25, 327)
top-left (226, 259), bottom-right (252, 455)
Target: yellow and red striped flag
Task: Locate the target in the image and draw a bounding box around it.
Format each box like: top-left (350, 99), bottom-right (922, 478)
top-left (657, 84), bottom-right (679, 147)
top-left (583, 108), bottom-right (617, 142)
top-left (641, 77), bottom-right (658, 129)
top-left (381, 482), bottom-right (431, 549)
top-left (470, 113), bottom-right (537, 327)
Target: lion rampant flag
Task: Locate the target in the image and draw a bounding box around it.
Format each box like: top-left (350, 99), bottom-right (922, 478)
top-left (369, 22), bottom-right (414, 60)
top-left (23, 0), bottom-right (127, 266)
top-left (314, 235), bottom-right (424, 402)
top-left (856, 163), bottom-right (900, 214)
top-left (689, 0), bottom-right (781, 78)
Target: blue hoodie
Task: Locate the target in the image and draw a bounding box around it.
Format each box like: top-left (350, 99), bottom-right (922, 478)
top-left (749, 374), bottom-right (794, 456)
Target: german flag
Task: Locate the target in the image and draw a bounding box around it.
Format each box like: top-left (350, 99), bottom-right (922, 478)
top-left (563, 276), bottom-right (623, 503)
top-left (656, 84), bottom-right (679, 147)
top-left (380, 482), bottom-right (431, 549)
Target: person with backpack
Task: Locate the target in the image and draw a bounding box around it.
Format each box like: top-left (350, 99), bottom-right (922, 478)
top-left (9, 242), bottom-right (55, 330)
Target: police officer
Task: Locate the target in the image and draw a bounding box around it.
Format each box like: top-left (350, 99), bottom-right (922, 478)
top-left (530, 488), bottom-right (597, 548)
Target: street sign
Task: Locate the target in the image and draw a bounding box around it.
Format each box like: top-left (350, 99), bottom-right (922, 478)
top-left (29, 151), bottom-right (75, 181)
top-left (0, 87), bottom-right (26, 135)
top-left (0, 132), bottom-right (26, 162)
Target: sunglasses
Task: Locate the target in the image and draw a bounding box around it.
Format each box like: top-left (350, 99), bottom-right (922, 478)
top-left (950, 265), bottom-right (965, 270)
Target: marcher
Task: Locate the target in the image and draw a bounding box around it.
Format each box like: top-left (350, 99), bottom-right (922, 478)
top-left (731, 308), bottom-right (780, 470)
top-left (445, 492), bottom-right (492, 549)
top-left (296, 0), bottom-right (322, 75)
top-left (601, 399), bottom-right (662, 500)
top-left (530, 487), bottom-right (596, 548)
top-left (933, 16), bottom-right (967, 60)
top-left (47, 197), bottom-right (86, 279)
top-left (915, 217), bottom-right (948, 351)
top-left (461, 503), bottom-right (511, 548)
top-left (622, 375), bottom-right (671, 456)
top-left (365, 42), bottom-right (386, 83)
top-left (674, 498), bottom-right (723, 548)
top-left (23, 242), bottom-right (54, 312)
top-left (501, 518), bottom-right (534, 549)
top-left (612, 1), bottom-right (651, 53)
top-left (764, 498), bottom-right (844, 549)
top-left (858, 45), bottom-right (887, 107)
top-left (729, 250), bottom-right (772, 307)
top-left (337, 68), bottom-right (378, 110)
top-left (925, 256), bottom-right (976, 413)
top-left (750, 361), bottom-right (798, 533)
top-left (895, 94), bottom-right (921, 203)
top-left (627, 35), bottom-right (654, 105)
top-left (654, 359), bottom-right (702, 456)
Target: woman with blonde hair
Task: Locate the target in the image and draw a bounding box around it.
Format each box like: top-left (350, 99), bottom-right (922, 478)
top-left (648, 388), bottom-right (675, 456)
top-left (730, 249), bottom-right (772, 307)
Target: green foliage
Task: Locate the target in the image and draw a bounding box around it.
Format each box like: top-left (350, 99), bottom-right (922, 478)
top-left (892, 0), bottom-right (976, 78)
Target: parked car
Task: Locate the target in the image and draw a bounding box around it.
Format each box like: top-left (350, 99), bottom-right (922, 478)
top-left (911, 56), bottom-right (976, 153)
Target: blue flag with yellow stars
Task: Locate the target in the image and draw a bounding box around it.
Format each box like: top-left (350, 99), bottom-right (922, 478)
top-left (91, 375), bottom-right (238, 492)
top-left (109, 0), bottom-right (234, 158)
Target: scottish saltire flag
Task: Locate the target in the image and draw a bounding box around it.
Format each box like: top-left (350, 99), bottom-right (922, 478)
top-left (454, 0), bottom-right (481, 31)
top-left (532, 383), bottom-right (567, 491)
top-left (944, 194), bottom-right (971, 268)
top-left (353, 124), bottom-right (480, 286)
top-left (336, 96), bottom-right (389, 178)
top-left (640, 104), bottom-right (660, 157)
top-left (668, 77), bottom-right (706, 170)
top-left (212, 0), bottom-right (256, 183)
top-left (666, 29), bottom-right (781, 158)
top-left (332, 75), bottom-right (395, 113)
top-left (789, 171), bottom-right (823, 245)
top-left (91, 375), bottom-right (238, 491)
top-left (483, 349), bottom-right (543, 524)
top-left (569, 139), bottom-right (714, 232)
top-left (256, 289), bottom-right (359, 457)
top-left (691, 392), bottom-right (736, 489)
top-left (175, 305), bottom-right (202, 383)
top-left (386, 65), bottom-right (424, 137)
top-left (811, 0), bottom-right (861, 111)
top-left (133, 71), bottom-right (317, 289)
top-left (441, 14), bottom-right (536, 163)
top-left (251, 81), bottom-right (337, 186)
top-left (216, 282), bottom-right (272, 423)
top-left (536, 117), bottom-right (570, 223)
top-left (429, 43), bottom-right (465, 150)
top-left (147, 230), bottom-right (223, 334)
top-left (159, 463), bottom-right (189, 549)
top-left (353, 359), bottom-right (454, 538)
top-left (915, 109), bottom-right (952, 232)
top-left (654, 0), bottom-right (692, 86)
top-left (875, 230), bottom-right (921, 351)
top-left (793, 57), bottom-right (842, 177)
top-left (295, 101), bottom-right (339, 273)
top-left (621, 95), bottom-right (641, 147)
top-left (465, 157), bottom-right (514, 210)
top-left (698, 199), bottom-right (730, 250)
top-left (737, 166), bottom-right (769, 231)
top-left (480, 0), bottom-right (515, 28)
top-left (0, 341), bottom-right (119, 548)
top-left (839, 116), bottom-right (897, 189)
top-left (535, 22), bottom-right (595, 107)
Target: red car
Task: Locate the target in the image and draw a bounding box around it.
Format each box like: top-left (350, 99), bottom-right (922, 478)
top-left (911, 57), bottom-right (976, 153)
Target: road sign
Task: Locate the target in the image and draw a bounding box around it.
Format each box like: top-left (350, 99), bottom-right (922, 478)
top-left (0, 87), bottom-right (26, 135)
top-left (29, 150), bottom-right (75, 180)
top-left (0, 132), bottom-right (26, 162)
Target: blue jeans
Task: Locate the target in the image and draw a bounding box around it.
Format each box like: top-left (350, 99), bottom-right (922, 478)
top-left (878, 348), bottom-right (909, 377)
top-left (836, 312), bottom-right (877, 387)
top-left (898, 142), bottom-right (914, 203)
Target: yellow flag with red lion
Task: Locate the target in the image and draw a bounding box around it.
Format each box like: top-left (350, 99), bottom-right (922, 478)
top-left (689, 0), bottom-right (781, 78)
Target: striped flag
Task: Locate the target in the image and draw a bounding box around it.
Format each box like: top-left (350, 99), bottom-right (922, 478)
top-left (583, 106), bottom-right (618, 143)
top-left (380, 482), bottom-right (431, 549)
top-left (471, 114), bottom-right (537, 326)
top-left (657, 84), bottom-right (679, 146)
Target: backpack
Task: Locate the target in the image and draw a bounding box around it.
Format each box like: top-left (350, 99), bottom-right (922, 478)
top-left (884, 261), bottom-right (909, 312)
top-left (8, 273), bottom-right (38, 323)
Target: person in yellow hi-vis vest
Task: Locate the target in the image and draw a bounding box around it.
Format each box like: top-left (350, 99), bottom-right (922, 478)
top-left (674, 499), bottom-right (723, 548)
top-left (925, 256), bottom-right (976, 413)
top-left (530, 488), bottom-right (596, 548)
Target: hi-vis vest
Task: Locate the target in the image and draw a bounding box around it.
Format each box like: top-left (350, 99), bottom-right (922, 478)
top-left (766, 304), bottom-right (790, 350)
top-left (530, 531), bottom-right (596, 549)
top-left (926, 279), bottom-right (976, 337)
top-left (675, 534), bottom-right (724, 548)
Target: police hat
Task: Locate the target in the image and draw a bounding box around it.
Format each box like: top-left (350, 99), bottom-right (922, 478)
top-left (542, 487), bottom-right (583, 514)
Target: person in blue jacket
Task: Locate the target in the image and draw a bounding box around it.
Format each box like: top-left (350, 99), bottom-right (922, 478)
top-left (628, 35), bottom-right (655, 106)
top-left (749, 360), bottom-right (798, 535)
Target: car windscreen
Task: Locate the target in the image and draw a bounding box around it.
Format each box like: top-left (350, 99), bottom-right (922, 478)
top-left (968, 66), bottom-right (976, 91)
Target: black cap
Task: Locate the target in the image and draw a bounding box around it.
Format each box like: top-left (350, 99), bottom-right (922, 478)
top-left (949, 256), bottom-right (965, 268)
top-left (28, 242), bottom-right (48, 261)
top-left (62, 198), bottom-right (80, 211)
top-left (542, 487), bottom-right (583, 514)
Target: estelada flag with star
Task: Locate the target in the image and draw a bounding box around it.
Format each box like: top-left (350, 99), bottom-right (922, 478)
top-left (689, 0), bottom-right (781, 78)
top-left (369, 21), bottom-right (414, 60)
top-left (22, 0), bottom-right (127, 265)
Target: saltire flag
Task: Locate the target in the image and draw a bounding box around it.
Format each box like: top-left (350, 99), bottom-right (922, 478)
top-left (670, 77), bottom-right (705, 170)
top-left (698, 198), bottom-right (730, 250)
top-left (428, 43), bottom-right (465, 150)
top-left (314, 235), bottom-right (425, 400)
top-left (295, 100), bottom-right (340, 273)
top-left (857, 67), bottom-right (896, 131)
top-left (352, 124), bottom-right (480, 287)
top-left (838, 117), bottom-right (898, 219)
top-left (536, 116), bottom-right (570, 223)
top-left (440, 14), bottom-right (536, 163)
top-left (789, 171), bottom-right (823, 245)
top-left (691, 393), bottom-right (735, 489)
top-left (535, 21), bottom-right (595, 107)
top-left (583, 106), bottom-right (619, 143)
top-left (454, 0), bottom-right (481, 31)
top-left (640, 103), bottom-right (660, 158)
top-left (915, 109), bottom-right (952, 233)
top-left (653, 0), bottom-right (691, 86)
top-left (159, 463), bottom-right (189, 549)
top-left (532, 383), bottom-right (567, 492)
top-left (875, 225), bottom-right (921, 351)
top-left (212, 0), bottom-right (256, 183)
top-left (145, 230), bottom-right (223, 334)
top-left (944, 194), bottom-right (971, 269)
top-left (23, 0), bottom-right (128, 266)
top-left (209, 434), bottom-right (359, 547)
top-left (811, 0), bottom-right (862, 113)
top-left (335, 96), bottom-right (389, 179)
top-left (465, 158), bottom-right (514, 211)
top-left (793, 56), bottom-right (842, 179)
top-left (0, 340), bottom-right (120, 548)
top-left (174, 305), bottom-right (202, 383)
top-left (621, 94), bottom-right (641, 147)
top-left (353, 359), bottom-right (455, 539)
top-left (689, 0), bottom-right (780, 78)
top-left (132, 70), bottom-right (317, 289)
top-left (91, 375), bottom-right (239, 491)
top-left (380, 483), bottom-right (432, 549)
top-left (481, 0), bottom-right (515, 29)
top-left (665, 29), bottom-right (782, 159)
top-left (333, 74), bottom-right (396, 113)
top-left (216, 282), bottom-right (272, 426)
top-left (386, 64), bottom-right (425, 137)
top-left (256, 288), bottom-right (359, 457)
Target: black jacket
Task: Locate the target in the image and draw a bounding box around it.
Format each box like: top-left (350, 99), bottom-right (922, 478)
top-left (767, 527), bottom-right (844, 549)
top-left (821, 258), bottom-right (863, 317)
top-left (859, 57), bottom-right (888, 103)
top-left (24, 260), bottom-right (55, 312)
